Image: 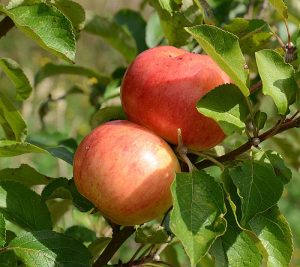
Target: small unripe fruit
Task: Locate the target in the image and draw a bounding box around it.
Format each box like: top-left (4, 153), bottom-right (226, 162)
top-left (73, 120), bottom-right (181, 226)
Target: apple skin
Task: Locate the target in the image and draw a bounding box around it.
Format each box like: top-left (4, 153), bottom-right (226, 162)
top-left (121, 46), bottom-right (231, 151)
top-left (73, 120), bottom-right (181, 226)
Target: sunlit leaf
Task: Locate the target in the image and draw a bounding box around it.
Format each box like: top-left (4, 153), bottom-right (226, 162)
top-left (211, 206), bottom-right (262, 267)
top-left (197, 84), bottom-right (248, 135)
top-left (3, 3), bottom-right (76, 62)
top-left (170, 170), bottom-right (227, 266)
top-left (0, 181), bottom-right (52, 230)
top-left (256, 49), bottom-right (297, 115)
top-left (9, 231), bottom-right (92, 266)
top-left (249, 206), bottom-right (293, 267)
top-left (186, 25), bottom-right (249, 96)
top-left (229, 160), bottom-right (284, 225)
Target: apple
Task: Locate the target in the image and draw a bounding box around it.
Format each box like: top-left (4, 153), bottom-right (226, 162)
top-left (121, 46), bottom-right (231, 150)
top-left (73, 120), bottom-right (181, 226)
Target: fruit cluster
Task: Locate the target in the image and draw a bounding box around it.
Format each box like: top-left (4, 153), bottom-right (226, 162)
top-left (73, 46), bottom-right (230, 225)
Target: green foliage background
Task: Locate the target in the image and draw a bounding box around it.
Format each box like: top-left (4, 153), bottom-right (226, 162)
top-left (0, 0), bottom-right (300, 266)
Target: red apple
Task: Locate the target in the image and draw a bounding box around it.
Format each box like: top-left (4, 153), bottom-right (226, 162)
top-left (73, 120), bottom-right (181, 226)
top-left (121, 46), bottom-right (231, 151)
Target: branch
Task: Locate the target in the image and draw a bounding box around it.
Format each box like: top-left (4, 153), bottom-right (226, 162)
top-left (195, 116), bottom-right (300, 169)
top-left (0, 16), bottom-right (14, 39)
top-left (93, 226), bottom-right (135, 267)
top-left (250, 80), bottom-right (262, 94)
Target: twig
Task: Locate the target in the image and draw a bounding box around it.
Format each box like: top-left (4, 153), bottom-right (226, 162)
top-left (93, 226), bottom-right (135, 267)
top-left (250, 80), bottom-right (262, 94)
top-left (128, 244), bottom-right (145, 264)
top-left (195, 116), bottom-right (300, 169)
top-left (189, 150), bottom-right (224, 170)
top-left (151, 243), bottom-right (169, 261)
top-left (283, 19), bottom-right (291, 45)
top-left (0, 16), bottom-right (14, 39)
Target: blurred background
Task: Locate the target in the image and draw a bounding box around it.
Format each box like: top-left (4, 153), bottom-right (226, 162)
top-left (0, 0), bottom-right (300, 265)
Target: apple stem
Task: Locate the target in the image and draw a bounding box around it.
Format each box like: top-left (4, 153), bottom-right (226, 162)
top-left (176, 128), bottom-right (195, 172)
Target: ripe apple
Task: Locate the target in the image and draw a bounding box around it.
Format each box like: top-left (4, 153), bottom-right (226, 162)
top-left (73, 120), bottom-right (181, 226)
top-left (121, 46), bottom-right (231, 150)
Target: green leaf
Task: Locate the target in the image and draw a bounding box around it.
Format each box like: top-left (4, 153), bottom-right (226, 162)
top-left (0, 181), bottom-right (52, 231)
top-left (229, 160), bottom-right (284, 225)
top-left (150, 0), bottom-right (202, 47)
top-left (41, 177), bottom-right (72, 201)
top-left (4, 3), bottom-right (76, 62)
top-left (52, 0), bottom-right (85, 32)
top-left (194, 0), bottom-right (216, 25)
top-left (146, 12), bottom-right (164, 48)
top-left (254, 111), bottom-right (267, 131)
top-left (197, 84), bottom-right (249, 135)
top-left (0, 250), bottom-right (17, 267)
top-left (114, 9), bottom-right (147, 53)
top-left (88, 237), bottom-right (111, 263)
top-left (9, 230), bottom-right (92, 267)
top-left (42, 178), bottom-right (94, 212)
top-left (103, 79), bottom-right (121, 102)
top-left (170, 170), bottom-right (227, 266)
top-left (186, 25), bottom-right (249, 96)
top-left (0, 140), bottom-right (45, 157)
top-left (269, 0), bottom-right (288, 19)
top-left (45, 146), bottom-right (74, 165)
top-left (90, 106), bottom-right (126, 129)
top-left (255, 49), bottom-right (297, 115)
top-left (254, 150), bottom-right (292, 184)
top-left (0, 58), bottom-right (32, 100)
top-left (84, 13), bottom-right (137, 62)
top-left (135, 225), bottom-right (169, 244)
top-left (249, 206), bottom-right (292, 267)
top-left (6, 0), bottom-right (41, 9)
top-left (297, 31), bottom-right (300, 66)
top-left (223, 18), bottom-right (272, 54)
top-left (35, 63), bottom-right (110, 86)
top-left (211, 206), bottom-right (262, 267)
top-left (0, 92), bottom-right (27, 142)
top-left (0, 164), bottom-right (52, 187)
top-left (0, 213), bottom-right (5, 247)
top-left (65, 225), bottom-right (97, 243)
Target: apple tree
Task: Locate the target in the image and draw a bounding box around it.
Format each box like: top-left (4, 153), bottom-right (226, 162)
top-left (0, 0), bottom-right (300, 266)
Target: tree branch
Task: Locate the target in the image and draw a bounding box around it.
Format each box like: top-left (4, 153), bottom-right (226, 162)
top-left (250, 80), bottom-right (262, 94)
top-left (0, 16), bottom-right (14, 39)
top-left (195, 115), bottom-right (300, 169)
top-left (93, 226), bottom-right (135, 267)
